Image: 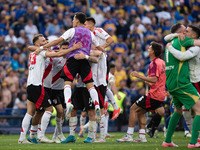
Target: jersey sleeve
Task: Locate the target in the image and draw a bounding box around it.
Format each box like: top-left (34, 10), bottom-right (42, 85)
top-left (180, 36), bottom-right (194, 47)
top-left (60, 28), bottom-right (75, 40)
top-left (95, 28), bottom-right (110, 40)
top-left (39, 50), bottom-right (47, 57)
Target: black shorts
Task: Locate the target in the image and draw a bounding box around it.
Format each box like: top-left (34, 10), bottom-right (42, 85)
top-left (106, 60), bottom-right (110, 83)
top-left (135, 95), bottom-right (164, 111)
top-left (44, 87), bottom-right (52, 100)
top-left (60, 57), bottom-right (93, 84)
top-left (95, 85), bottom-right (107, 109)
top-left (52, 89), bottom-right (66, 108)
top-left (71, 87), bottom-right (94, 111)
top-left (27, 85), bottom-right (52, 110)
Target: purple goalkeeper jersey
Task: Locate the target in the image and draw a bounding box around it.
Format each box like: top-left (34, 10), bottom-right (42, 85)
top-left (67, 26), bottom-right (92, 59)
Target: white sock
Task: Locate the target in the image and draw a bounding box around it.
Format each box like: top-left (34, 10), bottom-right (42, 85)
top-left (139, 129), bottom-right (146, 139)
top-left (80, 115), bottom-right (86, 126)
top-left (100, 114), bottom-right (106, 138)
top-left (127, 127), bottom-right (134, 137)
top-left (19, 113), bottom-right (32, 140)
top-left (56, 116), bottom-right (62, 135)
top-left (83, 122), bottom-right (89, 130)
top-left (182, 107), bottom-right (193, 131)
top-left (88, 121), bottom-right (96, 139)
top-left (37, 124), bottom-right (41, 137)
top-left (30, 125), bottom-right (38, 138)
top-left (88, 87), bottom-right (100, 110)
top-left (64, 85), bottom-right (72, 106)
top-left (104, 115), bottom-right (109, 134)
top-left (69, 116), bottom-right (77, 136)
top-left (106, 89), bottom-right (119, 110)
top-left (40, 111), bottom-right (52, 138)
top-left (53, 126), bottom-right (57, 139)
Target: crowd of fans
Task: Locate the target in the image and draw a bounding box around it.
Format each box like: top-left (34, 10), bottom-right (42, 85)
top-left (0, 0), bottom-right (199, 127)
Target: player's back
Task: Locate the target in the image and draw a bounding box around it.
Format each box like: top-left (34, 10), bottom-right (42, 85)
top-left (67, 26), bottom-right (92, 59)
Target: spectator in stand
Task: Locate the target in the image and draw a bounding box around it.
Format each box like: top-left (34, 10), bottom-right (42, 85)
top-left (5, 29), bottom-right (17, 44)
top-left (17, 30), bottom-right (26, 45)
top-left (24, 6), bottom-right (37, 24)
top-left (46, 18), bottom-right (60, 36)
top-left (12, 2), bottom-right (27, 20)
top-left (1, 82), bottom-right (12, 108)
top-left (0, 47), bottom-right (11, 69)
top-left (10, 52), bottom-right (19, 72)
top-left (70, 0), bottom-right (83, 15)
top-left (24, 19), bottom-right (38, 44)
top-left (116, 18), bottom-right (129, 41)
top-left (13, 16), bottom-right (25, 37)
top-left (114, 63), bottom-right (127, 88)
top-left (12, 91), bottom-right (27, 116)
top-left (91, 7), bottom-right (105, 27)
top-left (101, 11), bottom-right (117, 33)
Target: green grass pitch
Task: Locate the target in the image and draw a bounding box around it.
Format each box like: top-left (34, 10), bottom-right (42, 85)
top-left (0, 132), bottom-right (192, 150)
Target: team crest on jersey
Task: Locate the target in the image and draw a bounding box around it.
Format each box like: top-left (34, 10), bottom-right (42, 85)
top-left (48, 99), bottom-right (52, 104)
top-left (53, 99), bottom-right (57, 104)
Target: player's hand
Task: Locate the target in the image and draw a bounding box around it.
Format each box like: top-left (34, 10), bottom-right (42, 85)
top-left (166, 43), bottom-right (172, 49)
top-left (35, 48), bottom-right (42, 55)
top-left (178, 33), bottom-right (185, 41)
top-left (74, 51), bottom-right (85, 60)
top-left (72, 41), bottom-right (82, 50)
top-left (131, 71), bottom-right (139, 77)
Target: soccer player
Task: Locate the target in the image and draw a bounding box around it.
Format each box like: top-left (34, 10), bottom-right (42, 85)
top-left (18, 34), bottom-right (81, 144)
top-left (84, 17), bottom-right (121, 143)
top-left (162, 23), bottom-right (200, 148)
top-left (164, 24), bottom-right (200, 146)
top-left (35, 12), bottom-right (105, 122)
top-left (117, 42), bottom-right (166, 142)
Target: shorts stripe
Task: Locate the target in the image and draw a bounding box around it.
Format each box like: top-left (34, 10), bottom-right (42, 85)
top-left (146, 96), bottom-right (151, 108)
top-left (182, 90), bottom-right (199, 103)
top-left (193, 82), bottom-right (200, 94)
top-left (97, 87), bottom-right (104, 107)
top-left (35, 85), bottom-right (45, 109)
top-left (64, 65), bottom-right (74, 80)
top-left (82, 68), bottom-right (92, 82)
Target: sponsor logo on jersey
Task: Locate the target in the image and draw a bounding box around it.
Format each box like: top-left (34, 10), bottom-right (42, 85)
top-left (53, 99), bottom-right (57, 104)
top-left (165, 65), bottom-right (174, 70)
top-left (48, 99), bottom-right (52, 104)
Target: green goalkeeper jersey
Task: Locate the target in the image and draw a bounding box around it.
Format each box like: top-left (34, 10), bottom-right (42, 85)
top-left (165, 36), bottom-right (194, 92)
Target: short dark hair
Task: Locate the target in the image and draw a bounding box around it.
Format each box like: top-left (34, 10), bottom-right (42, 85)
top-left (170, 23), bottom-right (182, 33)
top-left (110, 63), bottom-right (115, 69)
top-left (86, 17), bottom-right (96, 25)
top-left (60, 41), bottom-right (69, 47)
top-left (188, 25), bottom-right (200, 38)
top-left (75, 12), bottom-right (86, 24)
top-left (32, 34), bottom-right (43, 45)
top-left (150, 41), bottom-right (163, 57)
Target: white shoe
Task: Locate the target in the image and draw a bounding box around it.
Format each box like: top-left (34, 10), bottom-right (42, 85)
top-left (105, 133), bottom-right (115, 138)
top-left (38, 136), bottom-right (54, 143)
top-left (185, 132), bottom-right (191, 138)
top-left (116, 135), bottom-right (133, 142)
top-left (52, 137), bottom-right (60, 143)
top-left (58, 133), bottom-right (66, 141)
top-left (18, 139), bottom-right (32, 144)
top-left (66, 104), bottom-right (74, 120)
top-left (134, 137), bottom-right (147, 142)
top-left (94, 137), bottom-right (106, 143)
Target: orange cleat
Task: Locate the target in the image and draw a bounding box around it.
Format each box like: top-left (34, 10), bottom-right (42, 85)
top-left (111, 108), bottom-right (122, 121)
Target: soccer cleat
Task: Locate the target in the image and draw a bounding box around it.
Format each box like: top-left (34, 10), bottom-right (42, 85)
top-left (58, 133), bottom-right (66, 141)
top-left (95, 108), bottom-right (101, 123)
top-left (116, 135), bottom-right (133, 142)
top-left (37, 136), bottom-right (54, 143)
top-left (105, 133), bottom-right (115, 138)
top-left (162, 141), bottom-right (178, 147)
top-left (104, 102), bottom-right (110, 114)
top-left (188, 143), bottom-right (200, 148)
top-left (111, 108), bottom-right (122, 121)
top-left (27, 136), bottom-right (38, 143)
top-left (185, 132), bottom-right (191, 138)
top-left (18, 139), bottom-right (32, 144)
top-left (61, 135), bottom-right (76, 143)
top-left (134, 137), bottom-right (147, 142)
top-left (84, 137), bottom-right (93, 143)
top-left (52, 137), bottom-right (60, 143)
top-left (94, 137), bottom-right (106, 143)
top-left (95, 133), bottom-right (99, 138)
top-left (79, 125), bottom-right (84, 137)
top-left (65, 104), bottom-right (74, 120)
